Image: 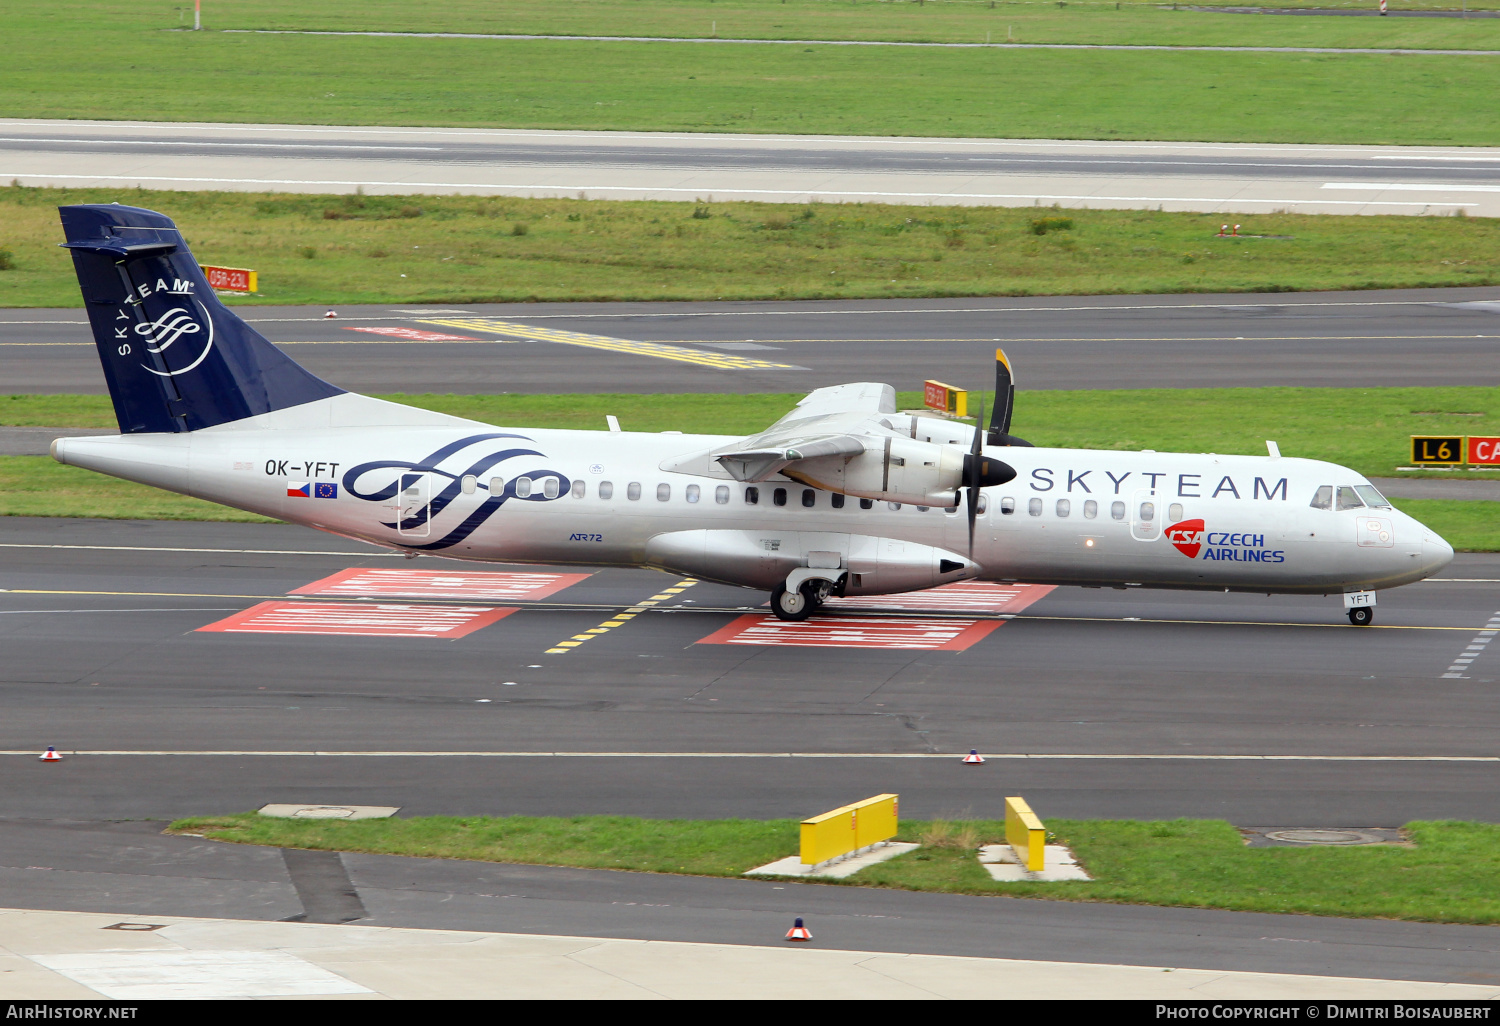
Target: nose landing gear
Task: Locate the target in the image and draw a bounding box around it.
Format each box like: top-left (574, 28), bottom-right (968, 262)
top-left (1348, 606), bottom-right (1374, 627)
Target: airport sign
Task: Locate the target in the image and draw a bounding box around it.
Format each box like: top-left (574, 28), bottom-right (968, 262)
top-left (204, 265), bottom-right (257, 293)
top-left (1410, 435), bottom-right (1464, 466)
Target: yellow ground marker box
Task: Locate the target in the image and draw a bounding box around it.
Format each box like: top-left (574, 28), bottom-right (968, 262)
top-left (800, 793), bottom-right (900, 866)
top-left (1005, 796), bottom-right (1046, 872)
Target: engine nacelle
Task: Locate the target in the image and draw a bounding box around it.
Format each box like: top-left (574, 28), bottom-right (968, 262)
top-left (787, 437), bottom-right (966, 507)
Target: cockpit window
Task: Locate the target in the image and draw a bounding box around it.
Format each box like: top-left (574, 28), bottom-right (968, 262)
top-left (1354, 485), bottom-right (1391, 509)
top-left (1310, 485), bottom-right (1333, 510)
top-left (1335, 486), bottom-right (1365, 511)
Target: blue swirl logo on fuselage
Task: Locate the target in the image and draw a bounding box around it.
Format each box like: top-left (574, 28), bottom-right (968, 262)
top-left (341, 432), bottom-right (571, 550)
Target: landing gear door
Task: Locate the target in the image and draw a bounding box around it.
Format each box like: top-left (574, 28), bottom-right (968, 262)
top-left (398, 473), bottom-right (431, 538)
top-left (1130, 487), bottom-right (1162, 542)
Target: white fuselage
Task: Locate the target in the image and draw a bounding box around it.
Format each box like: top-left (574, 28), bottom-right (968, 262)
top-left (52, 395), bottom-right (1454, 597)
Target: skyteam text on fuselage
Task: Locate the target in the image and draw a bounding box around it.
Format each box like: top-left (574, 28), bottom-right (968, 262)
top-left (49, 204), bottom-right (1454, 626)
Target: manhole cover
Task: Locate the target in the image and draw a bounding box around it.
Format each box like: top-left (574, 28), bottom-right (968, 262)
top-left (1265, 829), bottom-right (1375, 845)
top-left (290, 806), bottom-right (356, 819)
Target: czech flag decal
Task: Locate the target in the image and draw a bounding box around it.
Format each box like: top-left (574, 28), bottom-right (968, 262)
top-left (287, 482), bottom-right (311, 498)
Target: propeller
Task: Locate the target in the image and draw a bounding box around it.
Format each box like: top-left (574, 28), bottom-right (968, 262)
top-left (964, 395), bottom-right (1019, 558)
top-left (967, 396), bottom-right (984, 557)
top-left (987, 347), bottom-right (1033, 448)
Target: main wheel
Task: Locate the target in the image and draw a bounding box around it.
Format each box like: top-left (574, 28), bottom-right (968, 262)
top-left (770, 582), bottom-right (814, 622)
top-left (1348, 606), bottom-right (1374, 627)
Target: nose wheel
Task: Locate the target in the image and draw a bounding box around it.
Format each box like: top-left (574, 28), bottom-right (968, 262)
top-left (1348, 606), bottom-right (1374, 627)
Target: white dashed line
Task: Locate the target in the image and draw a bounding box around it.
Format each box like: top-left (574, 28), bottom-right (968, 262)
top-left (1441, 612), bottom-right (1500, 679)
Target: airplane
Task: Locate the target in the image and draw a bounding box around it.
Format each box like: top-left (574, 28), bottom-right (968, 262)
top-left (49, 203), bottom-right (1454, 627)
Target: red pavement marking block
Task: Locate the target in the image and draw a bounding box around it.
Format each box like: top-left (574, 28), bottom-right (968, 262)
top-left (697, 615), bottom-right (1002, 651)
top-left (197, 602), bottom-right (517, 639)
top-left (823, 581), bottom-right (1055, 615)
top-left (291, 568), bottom-right (590, 602)
top-left (342, 327), bottom-right (482, 342)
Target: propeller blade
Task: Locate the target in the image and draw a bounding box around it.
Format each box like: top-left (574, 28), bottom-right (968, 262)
top-left (987, 348), bottom-right (1016, 446)
top-left (968, 397), bottom-right (984, 557)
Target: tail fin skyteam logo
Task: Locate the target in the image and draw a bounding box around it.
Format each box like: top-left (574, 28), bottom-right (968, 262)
top-left (113, 276), bottom-right (216, 378)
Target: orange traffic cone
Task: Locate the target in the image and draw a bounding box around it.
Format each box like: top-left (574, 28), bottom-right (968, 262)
top-left (963, 749), bottom-right (985, 764)
top-left (785, 917), bottom-right (812, 942)
top-left (39, 747), bottom-right (61, 763)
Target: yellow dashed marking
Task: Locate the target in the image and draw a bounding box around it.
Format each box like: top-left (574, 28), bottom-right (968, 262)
top-left (541, 579), bottom-right (699, 655)
top-left (420, 319), bottom-right (797, 370)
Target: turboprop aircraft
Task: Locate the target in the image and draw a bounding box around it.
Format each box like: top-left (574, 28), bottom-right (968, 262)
top-left (50, 203), bottom-right (1454, 627)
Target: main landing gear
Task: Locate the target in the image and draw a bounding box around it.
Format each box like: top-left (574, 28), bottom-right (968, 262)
top-left (770, 579), bottom-right (833, 622)
top-left (1348, 606), bottom-right (1374, 627)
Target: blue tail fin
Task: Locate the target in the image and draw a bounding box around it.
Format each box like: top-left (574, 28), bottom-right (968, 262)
top-left (60, 204), bottom-right (344, 434)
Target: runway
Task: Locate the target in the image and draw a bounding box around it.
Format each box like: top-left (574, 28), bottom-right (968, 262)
top-left (5, 118), bottom-right (1499, 215)
top-left (2, 515), bottom-right (1499, 977)
top-left (7, 286), bottom-right (1500, 395)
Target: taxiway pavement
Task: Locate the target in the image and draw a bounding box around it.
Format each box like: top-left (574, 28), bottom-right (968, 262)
top-left (7, 286), bottom-right (1500, 395)
top-left (4, 118), bottom-right (1498, 216)
top-left (2, 517), bottom-right (1499, 980)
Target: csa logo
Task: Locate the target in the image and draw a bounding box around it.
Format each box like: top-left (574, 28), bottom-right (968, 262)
top-left (1165, 519), bottom-right (1205, 559)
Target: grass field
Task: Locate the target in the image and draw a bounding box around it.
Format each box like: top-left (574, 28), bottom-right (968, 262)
top-left (167, 812), bottom-right (1500, 925)
top-left (6, 388), bottom-right (1497, 546)
top-left (4, 188), bottom-right (1500, 308)
top-left (6, 2), bottom-right (1500, 144)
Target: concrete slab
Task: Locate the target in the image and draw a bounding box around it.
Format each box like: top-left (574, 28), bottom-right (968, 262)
top-left (745, 842), bottom-right (919, 879)
top-left (259, 804), bottom-right (400, 820)
top-left (2, 908), bottom-right (1497, 1000)
top-left (979, 844), bottom-right (1092, 882)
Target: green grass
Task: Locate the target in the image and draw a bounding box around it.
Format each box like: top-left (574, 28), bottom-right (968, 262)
top-left (5, 188), bottom-right (1500, 308)
top-left (8, 388), bottom-right (1496, 544)
top-left (0, 456), bottom-right (275, 522)
top-left (166, 813), bottom-right (1500, 925)
top-left (7, 2), bottom-right (1500, 144)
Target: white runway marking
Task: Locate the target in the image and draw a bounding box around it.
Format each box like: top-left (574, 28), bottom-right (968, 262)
top-left (7, 750), bottom-right (1495, 762)
top-left (291, 568), bottom-right (590, 602)
top-left (0, 172), bottom-right (1467, 209)
top-left (196, 601), bottom-right (517, 638)
top-left (1440, 609), bottom-right (1500, 679)
top-left (0, 543), bottom-right (401, 556)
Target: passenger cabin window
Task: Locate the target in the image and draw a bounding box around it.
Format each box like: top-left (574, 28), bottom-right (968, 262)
top-left (1111, 501), bottom-right (1126, 521)
top-left (802, 489), bottom-right (815, 508)
top-left (831, 493), bottom-right (845, 509)
top-left (715, 485), bottom-right (730, 504)
top-left (1335, 486), bottom-right (1364, 511)
top-left (977, 495), bottom-right (989, 515)
top-left (1168, 503), bottom-right (1183, 522)
top-left (1310, 485), bottom-right (1333, 510)
top-left (1139, 501), bottom-right (1155, 521)
top-left (916, 505), bottom-right (929, 513)
top-left (887, 502), bottom-right (902, 511)
top-left (542, 478), bottom-right (560, 499)
top-left (745, 486), bottom-right (759, 505)
top-left (598, 481), bottom-right (614, 500)
top-left (773, 487), bottom-right (787, 507)
top-left (1028, 498), bottom-right (1042, 516)
top-left (656, 483), bottom-right (671, 501)
top-left (686, 484), bottom-right (700, 503)
top-left (1000, 497), bottom-right (1015, 515)
top-left (489, 476), bottom-right (504, 495)
top-left (1056, 499), bottom-right (1070, 518)
top-left (944, 502), bottom-right (957, 514)
top-left (1354, 485), bottom-right (1391, 509)
top-left (570, 480), bottom-right (585, 498)
top-left (1083, 499), bottom-right (1097, 519)
top-left (859, 498), bottom-right (874, 510)
top-left (627, 482), bottom-right (641, 501)
top-left (515, 477), bottom-right (532, 498)
top-left (461, 475), bottom-right (477, 495)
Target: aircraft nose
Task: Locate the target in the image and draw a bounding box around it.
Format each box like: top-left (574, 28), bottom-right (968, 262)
top-left (1423, 532), bottom-right (1455, 576)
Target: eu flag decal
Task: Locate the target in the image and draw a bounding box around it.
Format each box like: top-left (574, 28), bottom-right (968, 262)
top-left (314, 482), bottom-right (339, 499)
top-left (287, 482), bottom-right (311, 498)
